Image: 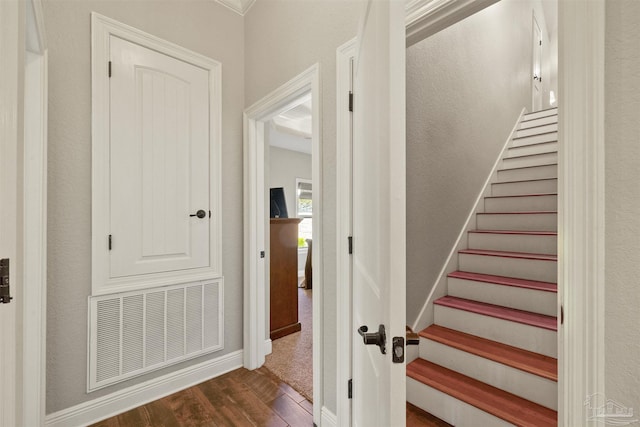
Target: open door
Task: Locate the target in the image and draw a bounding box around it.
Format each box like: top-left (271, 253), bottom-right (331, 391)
top-left (352, 0), bottom-right (406, 425)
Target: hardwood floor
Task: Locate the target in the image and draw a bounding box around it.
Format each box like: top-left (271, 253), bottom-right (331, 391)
top-left (90, 367), bottom-right (312, 427)
top-left (90, 367), bottom-right (450, 427)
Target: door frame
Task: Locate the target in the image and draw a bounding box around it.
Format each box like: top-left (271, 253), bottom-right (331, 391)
top-left (0, 0), bottom-right (22, 424)
top-left (0, 0), bottom-right (48, 424)
top-left (23, 0), bottom-right (48, 425)
top-left (336, 0), bottom-right (605, 425)
top-left (243, 64), bottom-right (322, 423)
top-left (335, 38), bottom-right (356, 426)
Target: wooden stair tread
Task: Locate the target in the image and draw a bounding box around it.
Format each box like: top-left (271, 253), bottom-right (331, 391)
top-left (434, 296), bottom-right (558, 331)
top-left (448, 271), bottom-right (557, 293)
top-left (485, 193), bottom-right (557, 199)
top-left (493, 177), bottom-right (557, 184)
top-left (469, 230), bottom-right (557, 236)
top-left (419, 325), bottom-right (557, 381)
top-left (458, 248), bottom-right (557, 261)
top-left (477, 211), bottom-right (557, 215)
top-left (407, 359), bottom-right (557, 427)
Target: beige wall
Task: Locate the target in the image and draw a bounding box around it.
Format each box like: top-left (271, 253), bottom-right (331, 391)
top-left (269, 145), bottom-right (312, 218)
top-left (406, 0), bottom-right (551, 323)
top-left (244, 0), bottom-right (361, 412)
top-left (44, 0), bottom-right (244, 413)
top-left (605, 0), bottom-right (640, 410)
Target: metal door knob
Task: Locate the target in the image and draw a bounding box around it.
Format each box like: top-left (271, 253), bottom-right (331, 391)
top-left (358, 324), bottom-right (386, 354)
top-left (190, 210), bottom-right (207, 219)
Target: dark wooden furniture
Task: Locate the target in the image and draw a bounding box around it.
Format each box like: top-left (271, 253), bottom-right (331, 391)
top-left (304, 239), bottom-right (312, 289)
top-left (270, 218), bottom-right (302, 340)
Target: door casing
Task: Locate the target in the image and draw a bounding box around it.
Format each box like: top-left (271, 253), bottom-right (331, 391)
top-left (243, 64), bottom-right (322, 423)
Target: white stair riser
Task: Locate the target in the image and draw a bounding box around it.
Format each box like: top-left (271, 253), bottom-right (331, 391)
top-left (407, 378), bottom-right (514, 427)
top-left (485, 194), bottom-right (557, 212)
top-left (447, 278), bottom-right (557, 317)
top-left (519, 115), bottom-right (558, 130)
top-left (434, 305), bottom-right (557, 357)
top-left (516, 123), bottom-right (557, 138)
top-left (523, 109), bottom-right (557, 121)
top-left (497, 164), bottom-right (557, 182)
top-left (507, 141), bottom-right (557, 158)
top-left (468, 232), bottom-right (557, 255)
top-left (458, 252), bottom-right (557, 282)
top-left (477, 213), bottom-right (557, 232)
top-left (419, 339), bottom-right (558, 410)
top-left (492, 179), bottom-right (557, 196)
top-left (511, 132), bottom-right (557, 148)
top-left (502, 152), bottom-right (558, 169)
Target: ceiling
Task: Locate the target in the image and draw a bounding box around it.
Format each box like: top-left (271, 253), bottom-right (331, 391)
top-left (269, 95), bottom-right (312, 155)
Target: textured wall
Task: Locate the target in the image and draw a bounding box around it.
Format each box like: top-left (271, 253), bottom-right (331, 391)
top-left (244, 0), bottom-right (361, 412)
top-left (44, 0), bottom-right (244, 413)
top-left (605, 0), bottom-right (640, 410)
top-left (406, 0), bottom-right (552, 324)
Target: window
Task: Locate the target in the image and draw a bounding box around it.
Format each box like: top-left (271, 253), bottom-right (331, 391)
top-left (296, 179), bottom-right (312, 245)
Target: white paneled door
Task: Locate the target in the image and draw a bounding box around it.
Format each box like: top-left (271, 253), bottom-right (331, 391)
top-left (352, 0), bottom-right (406, 425)
top-left (109, 36), bottom-right (211, 279)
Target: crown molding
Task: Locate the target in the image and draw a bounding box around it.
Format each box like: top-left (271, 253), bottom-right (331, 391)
top-left (215, 0), bottom-right (256, 16)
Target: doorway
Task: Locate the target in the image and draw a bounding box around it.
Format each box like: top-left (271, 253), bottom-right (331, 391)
top-left (243, 64), bottom-right (322, 423)
top-left (337, 0), bottom-right (606, 424)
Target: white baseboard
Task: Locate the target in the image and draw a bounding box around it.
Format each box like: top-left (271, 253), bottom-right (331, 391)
top-left (321, 406), bottom-right (338, 427)
top-left (264, 338), bottom-right (273, 355)
top-left (45, 350), bottom-right (243, 427)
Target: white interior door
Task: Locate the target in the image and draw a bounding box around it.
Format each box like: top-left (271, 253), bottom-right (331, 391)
top-left (109, 36), bottom-right (211, 279)
top-left (352, 1), bottom-right (406, 425)
top-left (532, 14), bottom-right (543, 111)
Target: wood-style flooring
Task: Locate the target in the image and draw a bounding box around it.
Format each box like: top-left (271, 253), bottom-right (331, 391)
top-left (91, 366), bottom-right (450, 427)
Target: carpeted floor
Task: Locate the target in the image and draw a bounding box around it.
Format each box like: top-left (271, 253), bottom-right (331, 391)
top-left (264, 287), bottom-right (313, 402)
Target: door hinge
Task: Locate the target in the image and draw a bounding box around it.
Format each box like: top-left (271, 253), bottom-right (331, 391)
top-left (0, 258), bottom-right (12, 304)
top-left (348, 379), bottom-right (352, 399)
top-left (348, 236), bottom-right (353, 254)
top-left (560, 305), bottom-right (564, 325)
top-left (348, 91), bottom-right (353, 112)
top-left (108, 61), bottom-right (112, 78)
top-left (108, 234), bottom-right (112, 251)
top-left (539, 40), bottom-right (542, 46)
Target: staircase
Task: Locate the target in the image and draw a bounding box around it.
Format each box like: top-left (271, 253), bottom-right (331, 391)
top-left (407, 108), bottom-right (559, 427)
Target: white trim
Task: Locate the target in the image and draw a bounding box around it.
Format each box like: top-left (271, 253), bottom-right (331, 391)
top-left (335, 37), bottom-right (356, 427)
top-left (557, 0), bottom-right (606, 424)
top-left (321, 406), bottom-right (338, 427)
top-left (91, 12), bottom-right (223, 295)
top-left (45, 350), bottom-right (243, 427)
top-left (405, 0), bottom-right (499, 47)
top-left (243, 64), bottom-right (323, 424)
top-left (411, 109), bottom-right (527, 332)
top-left (264, 338), bottom-right (272, 356)
top-left (214, 0), bottom-right (256, 16)
top-left (22, 0), bottom-right (48, 422)
top-left (0, 0), bottom-right (20, 425)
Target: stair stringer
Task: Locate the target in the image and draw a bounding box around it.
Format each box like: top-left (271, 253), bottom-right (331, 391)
top-left (411, 107), bottom-right (527, 332)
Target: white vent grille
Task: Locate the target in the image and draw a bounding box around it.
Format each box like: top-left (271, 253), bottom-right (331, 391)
top-left (88, 279), bottom-right (223, 391)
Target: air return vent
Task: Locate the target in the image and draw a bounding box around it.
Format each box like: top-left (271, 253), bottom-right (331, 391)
top-left (88, 279), bottom-right (223, 391)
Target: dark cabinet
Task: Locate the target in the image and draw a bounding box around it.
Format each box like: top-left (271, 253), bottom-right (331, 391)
top-left (270, 218), bottom-right (302, 340)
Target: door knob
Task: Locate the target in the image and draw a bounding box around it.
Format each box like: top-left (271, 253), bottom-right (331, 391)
top-left (190, 210), bottom-right (207, 219)
top-left (358, 324), bottom-right (386, 354)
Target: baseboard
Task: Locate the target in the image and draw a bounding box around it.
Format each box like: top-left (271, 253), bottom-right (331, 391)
top-left (321, 406), bottom-right (338, 427)
top-left (45, 350), bottom-right (243, 427)
top-left (264, 338), bottom-right (272, 355)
